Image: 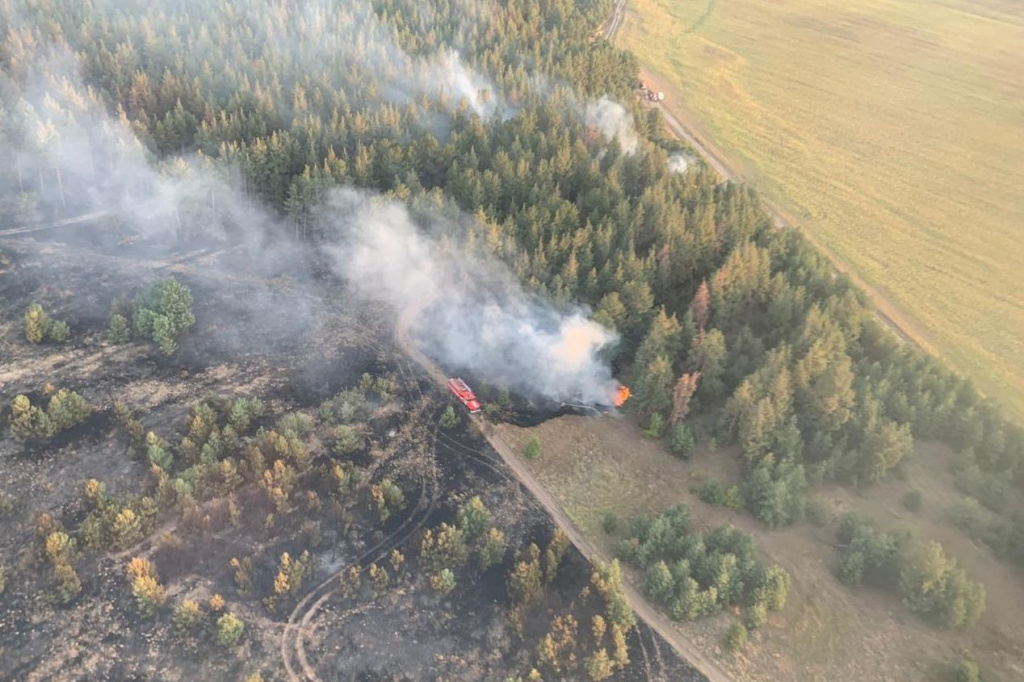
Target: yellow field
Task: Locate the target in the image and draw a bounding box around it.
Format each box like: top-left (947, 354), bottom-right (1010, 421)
top-left (618, 0), bottom-right (1024, 418)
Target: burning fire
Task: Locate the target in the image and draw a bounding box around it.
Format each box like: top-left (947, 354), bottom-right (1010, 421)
top-left (613, 384), bottom-right (631, 407)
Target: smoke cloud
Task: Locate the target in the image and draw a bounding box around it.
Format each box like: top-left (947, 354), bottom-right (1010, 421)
top-left (285, 1), bottom-right (503, 120)
top-left (668, 153), bottom-right (693, 175)
top-left (585, 96), bottom-right (639, 156)
top-left (1, 1), bottom-right (621, 405)
top-left (324, 190), bottom-right (621, 404)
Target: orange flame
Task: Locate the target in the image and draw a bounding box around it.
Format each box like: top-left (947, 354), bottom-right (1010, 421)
top-left (613, 385), bottom-right (631, 407)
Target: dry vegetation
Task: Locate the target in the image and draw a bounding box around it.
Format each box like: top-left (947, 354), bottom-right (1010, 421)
top-left (618, 0), bottom-right (1024, 418)
top-left (496, 415), bottom-right (1024, 681)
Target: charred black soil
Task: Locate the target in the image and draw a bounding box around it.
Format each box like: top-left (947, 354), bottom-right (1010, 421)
top-left (0, 237), bottom-right (703, 681)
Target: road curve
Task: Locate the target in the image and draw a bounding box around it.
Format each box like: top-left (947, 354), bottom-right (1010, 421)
top-left (395, 301), bottom-right (729, 682)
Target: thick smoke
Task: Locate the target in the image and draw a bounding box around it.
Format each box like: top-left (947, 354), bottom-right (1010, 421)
top-left (585, 96), bottom-right (639, 156)
top-left (324, 190), bottom-right (621, 404)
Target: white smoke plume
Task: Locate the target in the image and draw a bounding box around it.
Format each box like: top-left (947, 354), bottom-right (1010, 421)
top-left (287, 1), bottom-right (502, 120)
top-left (584, 96), bottom-right (639, 156)
top-left (431, 51), bottom-right (497, 119)
top-left (324, 190), bottom-right (621, 404)
top-left (1, 2), bottom-right (619, 404)
top-left (668, 153), bottom-right (693, 175)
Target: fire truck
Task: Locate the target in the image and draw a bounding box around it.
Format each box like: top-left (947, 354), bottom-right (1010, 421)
top-left (638, 80), bottom-right (664, 102)
top-left (447, 377), bottom-right (482, 414)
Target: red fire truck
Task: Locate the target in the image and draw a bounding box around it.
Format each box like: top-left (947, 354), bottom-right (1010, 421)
top-left (447, 377), bottom-right (482, 414)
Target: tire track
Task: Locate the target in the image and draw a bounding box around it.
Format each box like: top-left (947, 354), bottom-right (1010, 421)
top-left (283, 356), bottom-right (442, 682)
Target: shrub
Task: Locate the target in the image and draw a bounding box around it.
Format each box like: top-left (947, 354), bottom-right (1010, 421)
top-left (746, 599), bottom-right (768, 629)
top-left (9, 395), bottom-right (47, 441)
top-left (420, 523), bottom-right (469, 572)
top-left (113, 401), bottom-right (146, 459)
top-left (591, 560), bottom-right (636, 629)
top-left (953, 659), bottom-right (980, 682)
top-left (902, 489), bottom-right (924, 512)
top-left (318, 389), bottom-right (366, 425)
top-left (723, 486), bottom-right (743, 511)
top-left (805, 495), bottom-right (834, 526)
top-left (508, 545), bottom-right (543, 605)
top-left (276, 412), bottom-right (314, 439)
top-left (228, 397), bottom-right (265, 433)
top-left (478, 527), bottom-right (506, 570)
top-left (272, 551), bottom-right (311, 601)
top-left (53, 562), bottom-right (82, 603)
top-left (46, 388), bottom-right (92, 433)
top-left (584, 648), bottom-right (615, 680)
top-left (370, 479), bottom-right (405, 523)
top-left (699, 479), bottom-right (724, 505)
top-left (899, 539), bottom-right (986, 628)
top-left (389, 549), bottom-right (405, 575)
top-left (24, 304), bottom-right (70, 344)
top-left (456, 496), bottom-right (490, 539)
top-left (127, 557), bottom-right (167, 617)
top-left (725, 622), bottom-right (748, 651)
top-left (332, 425), bottom-right (363, 454)
top-left (216, 612), bottom-right (245, 648)
top-left (45, 531), bottom-right (77, 566)
top-left (837, 515), bottom-right (985, 628)
top-left (146, 432), bottom-right (173, 471)
top-left (524, 436), bottom-right (541, 460)
top-left (173, 599), bottom-right (203, 638)
top-left (439, 405), bottom-right (459, 429)
top-left (368, 562), bottom-right (389, 596)
top-left (24, 303), bottom-right (48, 343)
top-left (113, 508), bottom-right (143, 549)
top-left (107, 313), bottom-right (131, 344)
top-left (947, 497), bottom-right (994, 538)
top-left (132, 278), bottom-right (195, 355)
top-left (643, 413), bottom-right (665, 439)
top-left (430, 568), bottom-right (456, 595)
top-left (759, 565), bottom-right (792, 611)
top-left (230, 556), bottom-right (254, 595)
top-left (47, 319), bottom-right (70, 343)
top-left (602, 512), bottom-right (619, 534)
top-left (645, 560), bottom-right (674, 604)
top-left (10, 390), bottom-right (90, 441)
top-left (669, 423), bottom-right (696, 459)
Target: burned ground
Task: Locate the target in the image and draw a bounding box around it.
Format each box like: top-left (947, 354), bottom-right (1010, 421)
top-left (0, 236), bottom-right (703, 681)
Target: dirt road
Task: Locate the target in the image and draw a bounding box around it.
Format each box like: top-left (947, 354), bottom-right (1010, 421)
top-left (602, 0), bottom-right (629, 41)
top-left (395, 302), bottom-right (729, 682)
top-left (0, 208), bottom-right (119, 237)
top-left (0, 200), bottom-right (171, 238)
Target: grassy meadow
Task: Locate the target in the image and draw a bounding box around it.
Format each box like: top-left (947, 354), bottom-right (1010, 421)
top-left (618, 0), bottom-right (1024, 418)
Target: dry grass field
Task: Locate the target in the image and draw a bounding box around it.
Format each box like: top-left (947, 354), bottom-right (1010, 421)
top-left (618, 0), bottom-right (1024, 418)
top-left (497, 415), bottom-right (1024, 680)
